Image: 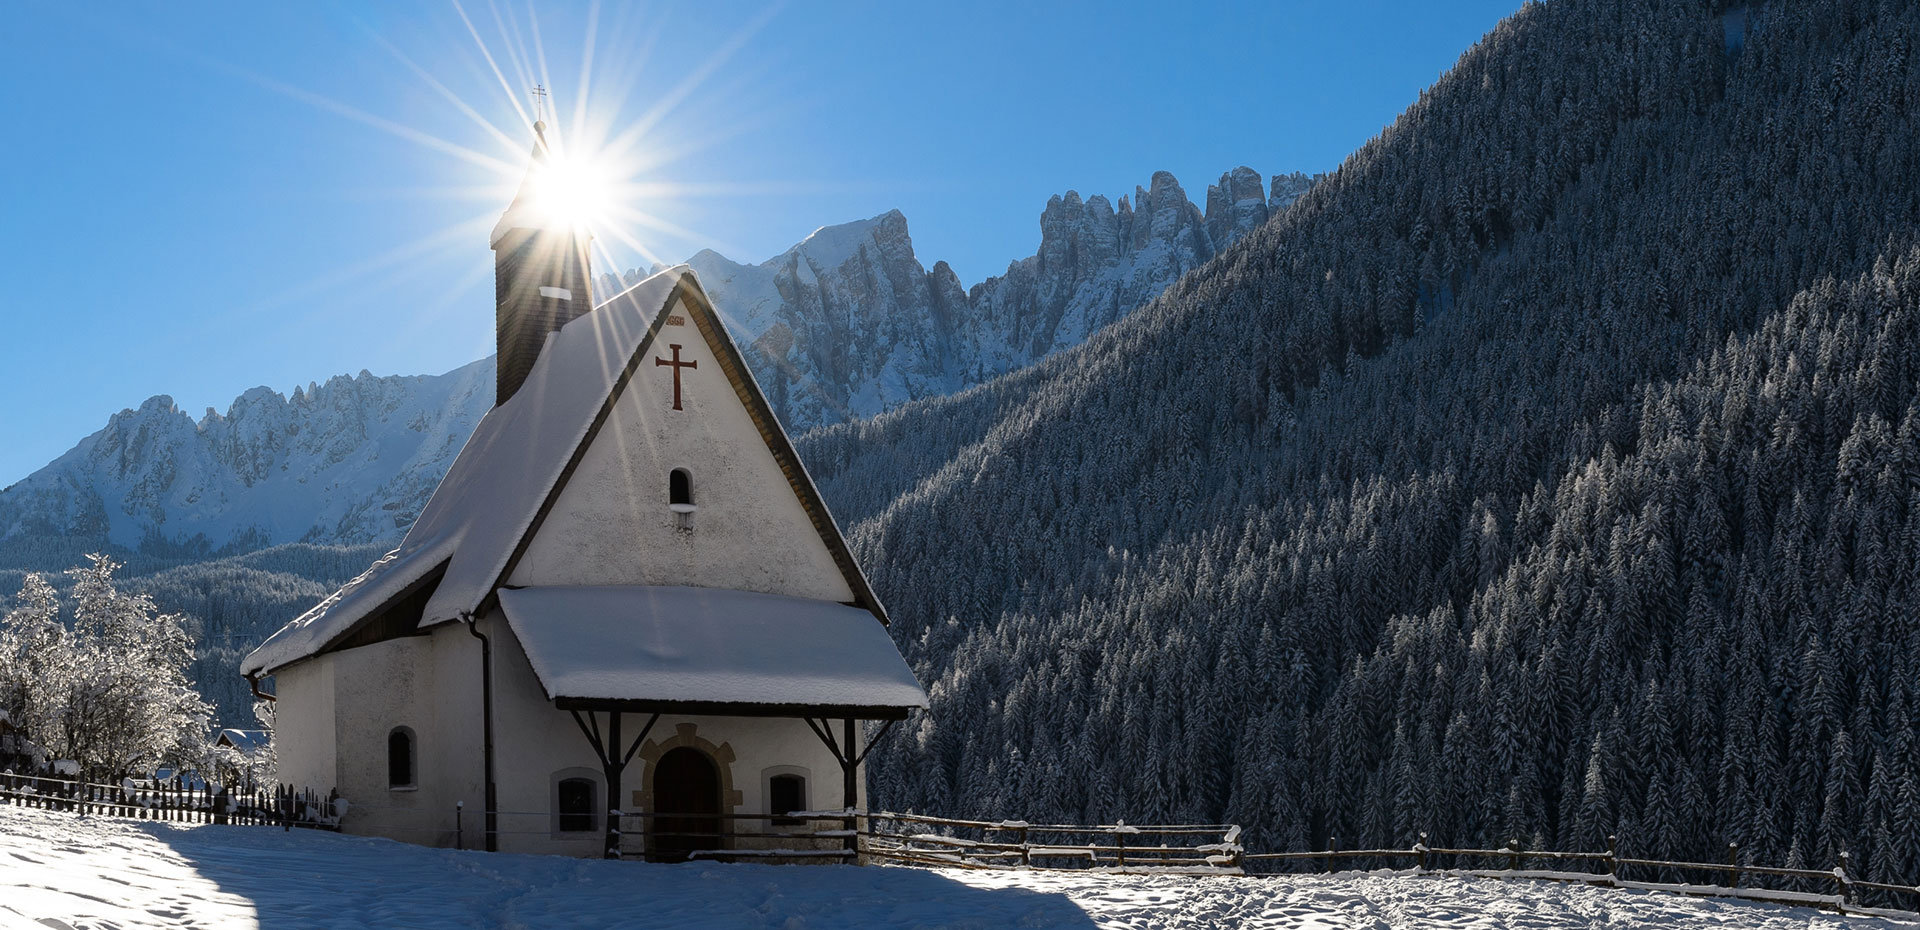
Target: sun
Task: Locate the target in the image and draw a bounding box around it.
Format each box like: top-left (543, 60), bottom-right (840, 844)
top-left (529, 148), bottom-right (618, 233)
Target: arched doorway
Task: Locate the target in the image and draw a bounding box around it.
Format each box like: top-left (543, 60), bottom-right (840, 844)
top-left (650, 746), bottom-right (721, 862)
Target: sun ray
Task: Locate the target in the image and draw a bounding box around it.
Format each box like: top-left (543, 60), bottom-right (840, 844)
top-left (450, 0), bottom-right (533, 130)
top-left (526, 1), bottom-right (557, 127)
top-left (216, 63), bottom-right (517, 175)
top-left (564, 6), bottom-right (661, 149)
top-left (249, 213), bottom-right (500, 317)
top-left (599, 3), bottom-right (784, 166)
top-left (617, 88), bottom-right (791, 178)
top-left (486, 0), bottom-right (541, 118)
top-left (360, 26), bottom-right (523, 160)
top-left (571, 0), bottom-right (602, 140)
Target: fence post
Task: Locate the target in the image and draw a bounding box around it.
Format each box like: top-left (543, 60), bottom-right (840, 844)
top-left (457, 801), bottom-right (465, 850)
top-left (1115, 826), bottom-right (1127, 870)
top-left (1606, 835), bottom-right (1618, 884)
top-left (1726, 842), bottom-right (1739, 889)
top-left (1416, 832), bottom-right (1430, 872)
top-left (1326, 835), bottom-right (1338, 873)
top-left (1015, 824), bottom-right (1029, 869)
top-left (1507, 837), bottom-right (1521, 872)
top-left (1834, 851), bottom-right (1851, 914)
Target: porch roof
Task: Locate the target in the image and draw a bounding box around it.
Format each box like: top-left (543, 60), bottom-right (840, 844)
top-left (497, 585), bottom-right (927, 720)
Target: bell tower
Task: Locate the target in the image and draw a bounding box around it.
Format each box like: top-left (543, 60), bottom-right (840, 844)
top-left (491, 118), bottom-right (594, 405)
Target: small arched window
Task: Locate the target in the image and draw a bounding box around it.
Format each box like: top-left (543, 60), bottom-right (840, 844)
top-left (670, 468), bottom-right (694, 507)
top-left (769, 773), bottom-right (807, 825)
top-left (557, 777), bottom-right (597, 833)
top-left (387, 728), bottom-right (415, 789)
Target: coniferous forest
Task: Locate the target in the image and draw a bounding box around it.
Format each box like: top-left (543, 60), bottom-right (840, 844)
top-left (797, 0), bottom-right (1920, 882)
top-left (6, 0), bottom-right (1918, 890)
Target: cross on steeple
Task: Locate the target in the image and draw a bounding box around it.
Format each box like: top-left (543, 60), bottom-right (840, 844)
top-left (654, 344), bottom-right (697, 410)
top-left (530, 84), bottom-right (549, 124)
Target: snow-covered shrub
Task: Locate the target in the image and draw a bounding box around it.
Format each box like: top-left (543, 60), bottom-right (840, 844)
top-left (0, 555), bottom-right (211, 778)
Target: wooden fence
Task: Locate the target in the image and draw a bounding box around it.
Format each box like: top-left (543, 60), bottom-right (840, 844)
top-left (855, 810), bottom-right (1241, 873)
top-left (6, 788), bottom-right (1917, 919)
top-left (630, 811), bottom-right (1919, 918)
top-left (1241, 833), bottom-right (1918, 918)
top-left (0, 770), bottom-right (339, 830)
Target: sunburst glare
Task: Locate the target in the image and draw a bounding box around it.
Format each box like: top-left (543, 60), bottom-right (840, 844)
top-left (525, 138), bottom-right (621, 233)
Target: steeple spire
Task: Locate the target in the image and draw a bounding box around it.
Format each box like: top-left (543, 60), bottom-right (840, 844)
top-left (490, 118), bottom-right (557, 249)
top-left (491, 113), bottom-right (594, 406)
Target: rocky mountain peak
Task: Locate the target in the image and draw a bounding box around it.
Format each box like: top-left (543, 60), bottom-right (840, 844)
top-left (2, 166), bottom-right (1318, 556)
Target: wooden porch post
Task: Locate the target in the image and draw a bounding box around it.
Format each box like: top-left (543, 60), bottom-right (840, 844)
top-left (605, 711), bottom-right (623, 860)
top-left (842, 718), bottom-right (859, 857)
top-left (567, 709), bottom-right (660, 861)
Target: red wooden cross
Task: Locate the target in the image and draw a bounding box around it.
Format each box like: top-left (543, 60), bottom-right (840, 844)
top-left (654, 344), bottom-right (698, 410)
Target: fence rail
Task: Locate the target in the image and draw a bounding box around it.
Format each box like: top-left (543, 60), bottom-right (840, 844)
top-left (6, 786), bottom-right (1916, 919)
top-left (0, 769), bottom-right (339, 831)
top-left (853, 810), bottom-right (1243, 873)
top-left (1241, 832), bottom-right (1917, 917)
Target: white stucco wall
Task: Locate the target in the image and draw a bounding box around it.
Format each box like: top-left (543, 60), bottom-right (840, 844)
top-left (508, 297), bottom-right (855, 604)
top-left (327, 634), bottom-right (445, 845)
top-left (270, 658), bottom-right (335, 791)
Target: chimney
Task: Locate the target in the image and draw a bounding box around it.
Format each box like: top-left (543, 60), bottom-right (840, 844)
top-left (491, 121), bottom-right (593, 405)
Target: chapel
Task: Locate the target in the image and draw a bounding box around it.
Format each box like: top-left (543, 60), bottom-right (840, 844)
top-left (240, 121), bottom-right (928, 860)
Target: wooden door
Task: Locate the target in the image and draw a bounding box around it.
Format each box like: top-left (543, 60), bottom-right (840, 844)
top-left (651, 747), bottom-right (721, 862)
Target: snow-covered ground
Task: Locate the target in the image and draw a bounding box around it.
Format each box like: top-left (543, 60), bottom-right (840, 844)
top-left (0, 806), bottom-right (1907, 930)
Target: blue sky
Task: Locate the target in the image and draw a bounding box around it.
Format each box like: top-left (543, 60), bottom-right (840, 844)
top-left (0, 1), bottom-right (1518, 486)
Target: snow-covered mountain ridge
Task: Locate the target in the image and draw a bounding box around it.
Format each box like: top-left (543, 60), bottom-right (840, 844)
top-left (0, 167), bottom-right (1314, 554)
top-left (601, 169), bottom-right (1318, 429)
top-left (0, 362), bottom-right (494, 554)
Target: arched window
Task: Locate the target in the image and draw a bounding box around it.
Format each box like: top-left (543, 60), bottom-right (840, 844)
top-left (769, 773), bottom-right (807, 825)
top-left (669, 468), bottom-right (694, 507)
top-left (387, 728), bottom-right (415, 789)
top-left (557, 777), bottom-right (597, 833)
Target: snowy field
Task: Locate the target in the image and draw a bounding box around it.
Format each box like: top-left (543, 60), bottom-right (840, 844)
top-left (0, 806), bottom-right (1909, 930)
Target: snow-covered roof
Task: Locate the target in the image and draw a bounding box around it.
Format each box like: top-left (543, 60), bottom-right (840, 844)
top-left (243, 264), bottom-right (888, 677)
top-left (240, 532), bottom-right (456, 676)
top-left (498, 586), bottom-right (927, 714)
top-left (215, 729), bottom-right (270, 753)
top-left (241, 270), bottom-right (683, 676)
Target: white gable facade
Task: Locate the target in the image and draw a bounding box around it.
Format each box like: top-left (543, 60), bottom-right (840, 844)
top-left (243, 137), bottom-right (925, 860)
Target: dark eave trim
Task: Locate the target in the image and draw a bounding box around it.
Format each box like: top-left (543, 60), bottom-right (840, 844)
top-left (553, 696), bottom-right (913, 721)
top-left (283, 558), bottom-right (450, 673)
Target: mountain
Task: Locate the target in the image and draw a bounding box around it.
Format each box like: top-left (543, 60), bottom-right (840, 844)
top-left (0, 167), bottom-right (1312, 560)
top-left (0, 362), bottom-right (494, 560)
top-left (0, 166), bottom-right (1310, 727)
top-left (798, 0), bottom-right (1920, 883)
top-left (597, 169), bottom-right (1319, 431)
